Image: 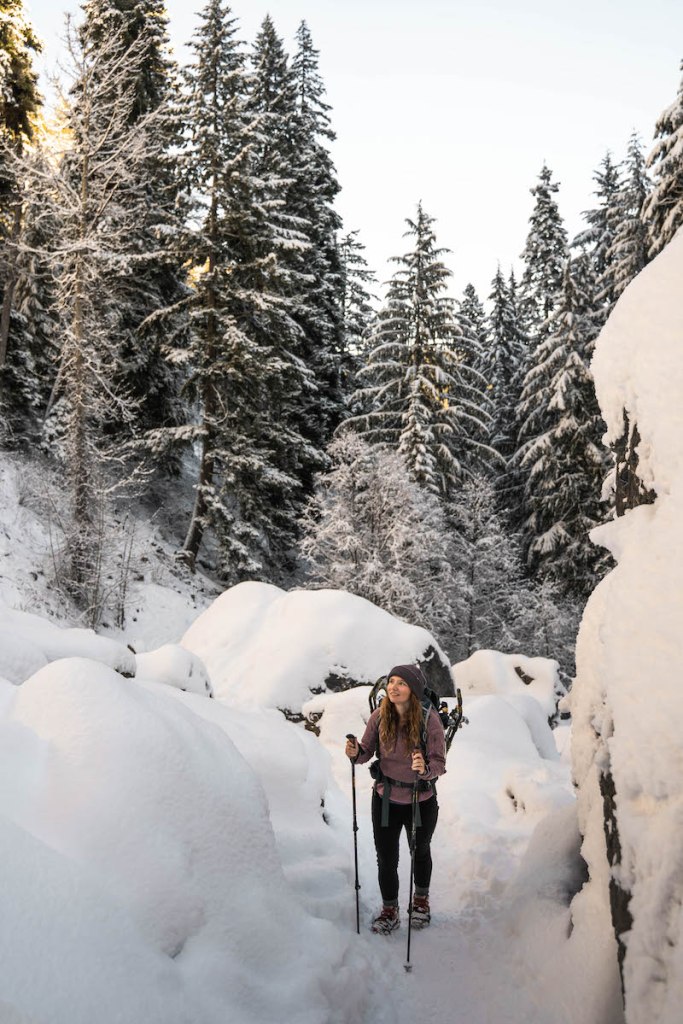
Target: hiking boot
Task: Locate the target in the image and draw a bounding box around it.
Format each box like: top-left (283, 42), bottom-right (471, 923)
top-left (371, 904), bottom-right (400, 934)
top-left (410, 894), bottom-right (431, 929)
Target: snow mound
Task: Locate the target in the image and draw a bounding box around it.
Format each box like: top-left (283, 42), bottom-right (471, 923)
top-left (0, 659), bottom-right (371, 1024)
top-left (135, 644), bottom-right (213, 697)
top-left (182, 581), bottom-right (451, 712)
top-left (453, 649), bottom-right (562, 718)
top-left (0, 601), bottom-right (135, 681)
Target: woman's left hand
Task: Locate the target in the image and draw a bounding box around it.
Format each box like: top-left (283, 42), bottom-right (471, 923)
top-left (411, 750), bottom-right (426, 775)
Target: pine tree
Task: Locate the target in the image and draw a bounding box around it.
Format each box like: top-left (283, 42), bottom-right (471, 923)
top-left (0, 0), bottom-right (42, 396)
top-left (447, 474), bottom-right (529, 661)
top-left (458, 283), bottom-right (489, 374)
top-left (301, 431), bottom-right (461, 645)
top-left (608, 134), bottom-right (651, 301)
top-left (517, 257), bottom-right (607, 594)
top-left (338, 229), bottom-right (376, 407)
top-left (573, 152), bottom-right (621, 318)
top-left (643, 60), bottom-right (683, 257)
top-left (175, 1), bottom-right (315, 583)
top-left (485, 267), bottom-right (527, 511)
top-left (74, 0), bottom-right (189, 447)
top-left (350, 203), bottom-right (493, 499)
top-left (519, 164), bottom-right (568, 341)
top-left (290, 20), bottom-right (345, 451)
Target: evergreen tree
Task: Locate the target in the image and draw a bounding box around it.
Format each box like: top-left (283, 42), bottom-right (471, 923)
top-left (485, 267), bottom-right (526, 511)
top-left (175, 1), bottom-right (314, 583)
top-left (350, 203), bottom-right (493, 499)
top-left (458, 282), bottom-right (489, 374)
top-left (338, 229), bottom-right (376, 407)
top-left (643, 60), bottom-right (683, 257)
top-left (517, 257), bottom-right (607, 595)
top-left (573, 152), bottom-right (621, 318)
top-left (447, 474), bottom-right (529, 661)
top-left (0, 0), bottom-right (42, 402)
top-left (519, 164), bottom-right (568, 341)
top-left (301, 431), bottom-right (461, 645)
top-left (608, 134), bottom-right (651, 301)
top-left (290, 20), bottom-right (345, 450)
top-left (75, 0), bottom-right (189, 446)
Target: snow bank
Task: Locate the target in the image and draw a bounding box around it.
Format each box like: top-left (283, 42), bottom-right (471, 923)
top-left (182, 581), bottom-right (451, 712)
top-left (0, 660), bottom-right (387, 1024)
top-left (572, 230), bottom-right (683, 1023)
top-left (453, 649), bottom-right (563, 719)
top-left (136, 643), bottom-right (213, 697)
top-left (0, 601), bottom-right (135, 680)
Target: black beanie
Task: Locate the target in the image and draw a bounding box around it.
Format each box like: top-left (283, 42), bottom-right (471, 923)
top-left (387, 664), bottom-right (426, 702)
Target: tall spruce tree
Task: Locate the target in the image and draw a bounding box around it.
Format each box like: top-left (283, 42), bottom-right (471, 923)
top-left (176, 1), bottom-right (314, 583)
top-left (643, 60), bottom-right (683, 258)
top-left (607, 133), bottom-right (651, 301)
top-left (573, 152), bottom-right (621, 319)
top-left (290, 21), bottom-right (345, 450)
top-left (517, 256), bottom-right (607, 594)
top-left (458, 283), bottom-right (489, 374)
top-left (338, 229), bottom-right (376, 407)
top-left (75, 0), bottom-right (189, 446)
top-left (519, 164), bottom-right (568, 341)
top-left (350, 203), bottom-right (493, 499)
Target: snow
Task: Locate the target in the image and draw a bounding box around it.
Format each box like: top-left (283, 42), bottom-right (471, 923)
top-left (571, 228), bottom-right (683, 1022)
top-left (0, 448), bottom-right (622, 1023)
top-left (181, 581), bottom-right (451, 712)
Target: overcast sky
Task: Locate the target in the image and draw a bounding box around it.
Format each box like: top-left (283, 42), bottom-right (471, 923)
top-left (26, 0), bottom-right (683, 300)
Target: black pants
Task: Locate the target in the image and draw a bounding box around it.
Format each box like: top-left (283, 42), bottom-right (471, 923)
top-left (371, 790), bottom-right (439, 903)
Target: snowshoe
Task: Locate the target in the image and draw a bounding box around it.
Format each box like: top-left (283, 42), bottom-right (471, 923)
top-left (371, 905), bottom-right (400, 934)
top-left (410, 894), bottom-right (431, 929)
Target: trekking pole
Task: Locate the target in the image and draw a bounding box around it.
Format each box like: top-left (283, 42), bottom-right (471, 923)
top-left (346, 734), bottom-right (361, 934)
top-left (404, 764), bottom-right (420, 973)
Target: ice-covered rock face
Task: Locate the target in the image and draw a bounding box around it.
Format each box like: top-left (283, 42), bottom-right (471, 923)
top-left (181, 581), bottom-right (453, 712)
top-left (572, 230), bottom-right (683, 1022)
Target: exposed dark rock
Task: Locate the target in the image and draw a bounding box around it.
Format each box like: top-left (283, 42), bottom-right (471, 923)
top-left (322, 644), bottom-right (454, 697)
top-left (600, 765), bottom-right (632, 1001)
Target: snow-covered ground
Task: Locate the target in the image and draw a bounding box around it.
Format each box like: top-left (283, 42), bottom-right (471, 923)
top-left (0, 516), bottom-right (624, 1024)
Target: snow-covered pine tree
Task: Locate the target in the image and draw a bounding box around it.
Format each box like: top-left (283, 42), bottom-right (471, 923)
top-left (350, 203), bottom-right (493, 499)
top-left (301, 431), bottom-right (461, 645)
top-left (457, 283), bottom-right (489, 375)
top-left (0, 0), bottom-right (42, 421)
top-left (75, 0), bottom-right (189, 447)
top-left (338, 229), bottom-right (376, 409)
top-left (642, 60), bottom-right (683, 258)
top-left (176, 1), bottom-right (315, 584)
top-left (573, 152), bottom-right (621, 320)
top-left (517, 256), bottom-right (608, 595)
top-left (519, 164), bottom-right (568, 341)
top-left (607, 133), bottom-right (651, 301)
top-left (289, 20), bottom-right (345, 452)
top-left (485, 267), bottom-right (527, 513)
top-left (446, 474), bottom-right (528, 661)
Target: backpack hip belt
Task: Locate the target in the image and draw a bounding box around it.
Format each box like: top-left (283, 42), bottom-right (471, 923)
top-left (371, 762), bottom-right (435, 827)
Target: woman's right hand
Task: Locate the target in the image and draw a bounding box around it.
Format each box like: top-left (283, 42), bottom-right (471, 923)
top-left (345, 736), bottom-right (359, 760)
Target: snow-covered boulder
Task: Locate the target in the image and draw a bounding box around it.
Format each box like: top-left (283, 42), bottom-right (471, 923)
top-left (453, 649), bottom-right (563, 719)
top-left (571, 229), bottom-right (683, 1021)
top-left (0, 602), bottom-right (135, 680)
top-left (181, 581), bottom-right (453, 712)
top-left (0, 659), bottom-right (379, 1024)
top-left (135, 644), bottom-right (213, 698)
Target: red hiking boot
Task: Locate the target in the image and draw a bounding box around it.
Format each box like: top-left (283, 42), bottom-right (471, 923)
top-left (410, 894), bottom-right (431, 929)
top-left (371, 904), bottom-right (400, 934)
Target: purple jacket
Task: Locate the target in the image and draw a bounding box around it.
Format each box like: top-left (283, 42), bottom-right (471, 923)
top-left (356, 706), bottom-right (446, 804)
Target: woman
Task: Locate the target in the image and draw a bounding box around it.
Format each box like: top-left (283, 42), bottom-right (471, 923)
top-left (345, 664), bottom-right (446, 934)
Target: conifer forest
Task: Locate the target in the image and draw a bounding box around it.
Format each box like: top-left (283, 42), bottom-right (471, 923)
top-left (1, 0), bottom-right (682, 672)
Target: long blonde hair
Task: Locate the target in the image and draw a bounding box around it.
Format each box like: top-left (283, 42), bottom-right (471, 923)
top-left (378, 691), bottom-right (423, 753)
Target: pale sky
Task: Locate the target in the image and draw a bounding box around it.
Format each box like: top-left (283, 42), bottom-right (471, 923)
top-left (26, 0), bottom-right (683, 300)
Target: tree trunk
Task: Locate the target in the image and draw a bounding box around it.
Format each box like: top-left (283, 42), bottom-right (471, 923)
top-left (0, 200), bottom-right (23, 367)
